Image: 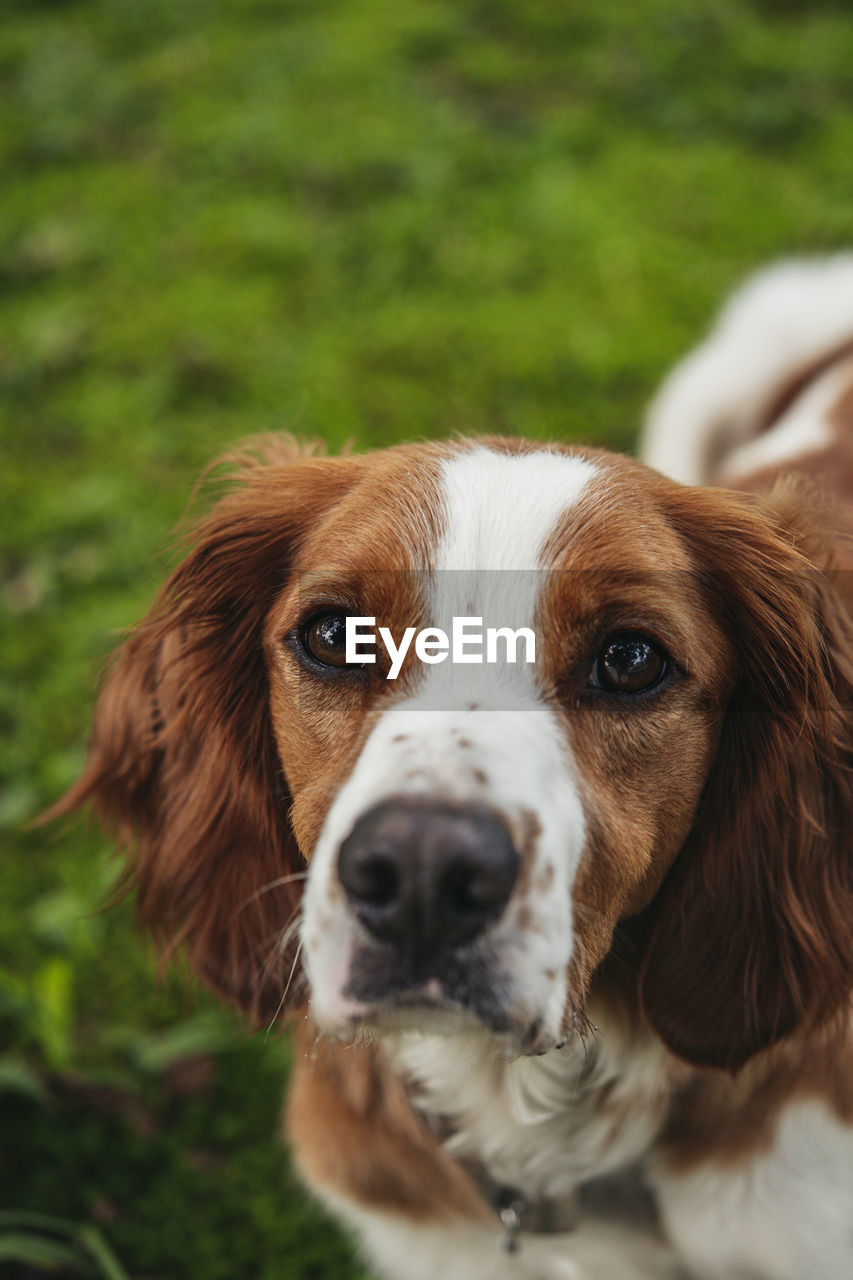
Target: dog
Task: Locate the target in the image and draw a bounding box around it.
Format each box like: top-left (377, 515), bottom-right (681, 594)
top-left (57, 258), bottom-right (853, 1279)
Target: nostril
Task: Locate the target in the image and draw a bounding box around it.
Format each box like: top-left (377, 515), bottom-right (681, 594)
top-left (354, 853), bottom-right (399, 907)
top-left (437, 843), bottom-right (518, 945)
top-left (442, 862), bottom-right (489, 913)
top-left (338, 843), bottom-right (400, 907)
top-left (442, 862), bottom-right (476, 911)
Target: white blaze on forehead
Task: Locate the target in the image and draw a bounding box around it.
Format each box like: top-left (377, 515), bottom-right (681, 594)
top-left (421, 447), bottom-right (599, 704)
top-left (436, 447), bottom-right (599, 573)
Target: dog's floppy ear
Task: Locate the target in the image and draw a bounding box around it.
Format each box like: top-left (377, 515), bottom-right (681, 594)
top-left (635, 483), bottom-right (853, 1072)
top-left (51, 437), bottom-right (358, 1021)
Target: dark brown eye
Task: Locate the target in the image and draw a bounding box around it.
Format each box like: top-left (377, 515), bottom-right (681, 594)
top-left (593, 633), bottom-right (668, 694)
top-left (302, 612), bottom-right (350, 668)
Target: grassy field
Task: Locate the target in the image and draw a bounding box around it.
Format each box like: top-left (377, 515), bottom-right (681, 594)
top-left (3, 0), bottom-right (853, 1275)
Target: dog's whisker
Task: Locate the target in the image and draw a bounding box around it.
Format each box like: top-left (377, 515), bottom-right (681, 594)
top-left (248, 905), bottom-right (306, 1012)
top-left (233, 872), bottom-right (310, 919)
top-left (265, 941), bottom-right (303, 1041)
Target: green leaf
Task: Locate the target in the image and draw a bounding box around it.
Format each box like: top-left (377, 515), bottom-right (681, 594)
top-left (106, 1010), bottom-right (236, 1073)
top-left (30, 889), bottom-right (102, 955)
top-left (77, 1226), bottom-right (131, 1280)
top-left (0, 1231), bottom-right (90, 1272)
top-left (0, 1056), bottom-right (50, 1104)
top-left (0, 1216), bottom-right (129, 1279)
top-left (31, 956), bottom-right (74, 1069)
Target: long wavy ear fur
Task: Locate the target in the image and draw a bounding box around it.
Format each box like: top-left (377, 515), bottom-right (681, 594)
top-left (49, 437), bottom-right (357, 1021)
top-left (635, 483), bottom-right (853, 1072)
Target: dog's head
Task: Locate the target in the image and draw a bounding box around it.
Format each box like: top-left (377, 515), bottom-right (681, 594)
top-left (58, 436), bottom-right (853, 1070)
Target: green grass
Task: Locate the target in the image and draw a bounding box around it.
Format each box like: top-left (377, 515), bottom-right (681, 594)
top-left (3, 0), bottom-right (853, 1274)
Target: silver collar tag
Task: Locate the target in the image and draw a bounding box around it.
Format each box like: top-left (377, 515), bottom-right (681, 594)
top-left (494, 1187), bottom-right (527, 1254)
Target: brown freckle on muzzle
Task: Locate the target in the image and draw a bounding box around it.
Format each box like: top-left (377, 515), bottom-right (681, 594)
top-left (515, 904), bottom-right (544, 936)
top-left (535, 862), bottom-right (555, 894)
top-left (516, 905), bottom-right (533, 930)
top-left (518, 809), bottom-right (542, 860)
top-left (513, 808), bottom-right (543, 899)
top-left (325, 875), bottom-right (343, 903)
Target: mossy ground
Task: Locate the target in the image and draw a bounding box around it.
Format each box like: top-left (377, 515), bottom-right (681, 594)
top-left (3, 0), bottom-right (853, 1275)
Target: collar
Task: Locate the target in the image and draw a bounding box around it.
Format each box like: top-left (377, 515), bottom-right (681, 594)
top-left (481, 1167), bottom-right (661, 1254)
top-left (483, 1180), bottom-right (580, 1254)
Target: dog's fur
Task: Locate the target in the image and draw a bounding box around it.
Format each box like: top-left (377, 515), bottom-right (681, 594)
top-left (57, 259), bottom-right (853, 1279)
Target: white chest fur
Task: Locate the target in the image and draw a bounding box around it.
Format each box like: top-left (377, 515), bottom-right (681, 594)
top-left (390, 1009), bottom-right (672, 1202)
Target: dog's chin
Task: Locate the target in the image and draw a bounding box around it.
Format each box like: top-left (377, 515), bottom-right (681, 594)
top-left (312, 944), bottom-right (561, 1055)
top-left (328, 985), bottom-right (557, 1059)
top-left (367, 996), bottom-right (487, 1038)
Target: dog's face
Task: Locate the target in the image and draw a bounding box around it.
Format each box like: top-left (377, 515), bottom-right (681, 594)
top-left (267, 443), bottom-right (731, 1053)
top-left (62, 436), bottom-right (853, 1072)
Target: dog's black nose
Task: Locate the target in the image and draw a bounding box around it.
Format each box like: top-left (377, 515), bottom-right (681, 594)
top-left (337, 800), bottom-right (519, 959)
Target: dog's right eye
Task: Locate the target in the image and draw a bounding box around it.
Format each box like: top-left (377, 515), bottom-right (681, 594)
top-left (302, 612), bottom-right (351, 668)
top-left (592, 632), bottom-right (669, 695)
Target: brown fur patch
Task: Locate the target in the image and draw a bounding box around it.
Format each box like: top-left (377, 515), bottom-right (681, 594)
top-left (725, 364), bottom-right (853, 585)
top-left (754, 338), bottom-right (853, 438)
top-left (661, 1026), bottom-right (853, 1169)
top-left (628, 481), bottom-right (853, 1070)
top-left (286, 1025), bottom-right (491, 1223)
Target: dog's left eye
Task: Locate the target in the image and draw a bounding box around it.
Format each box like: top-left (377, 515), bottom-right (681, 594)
top-left (592, 632), bottom-right (669, 694)
top-left (302, 612), bottom-right (351, 668)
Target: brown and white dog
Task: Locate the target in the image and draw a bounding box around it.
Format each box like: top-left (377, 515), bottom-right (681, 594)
top-left (59, 259), bottom-right (853, 1279)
